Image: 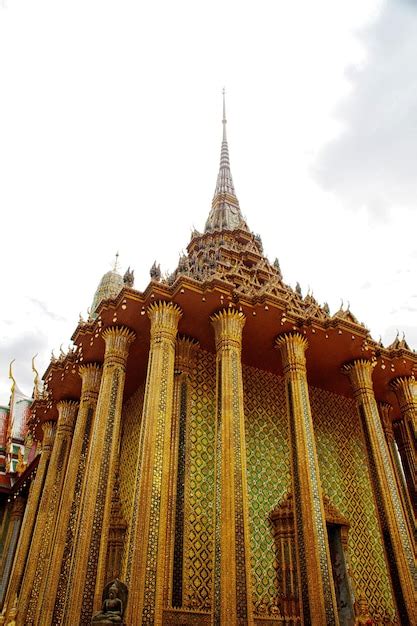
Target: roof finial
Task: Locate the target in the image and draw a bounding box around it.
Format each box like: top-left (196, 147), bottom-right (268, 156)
top-left (222, 87), bottom-right (227, 141)
top-left (9, 359), bottom-right (16, 394)
top-left (32, 354), bottom-right (41, 400)
top-left (113, 251), bottom-right (120, 272)
top-left (204, 90), bottom-right (248, 233)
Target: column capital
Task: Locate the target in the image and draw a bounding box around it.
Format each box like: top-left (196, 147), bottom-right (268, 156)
top-left (148, 301), bottom-right (183, 344)
top-left (211, 308), bottom-right (245, 351)
top-left (79, 363), bottom-right (102, 400)
top-left (390, 376), bottom-right (417, 413)
top-left (175, 336), bottom-right (199, 376)
top-left (41, 420), bottom-right (56, 450)
top-left (379, 402), bottom-right (394, 439)
top-left (275, 332), bottom-right (308, 374)
top-left (342, 358), bottom-right (375, 396)
top-left (56, 400), bottom-right (79, 434)
top-left (102, 326), bottom-right (136, 367)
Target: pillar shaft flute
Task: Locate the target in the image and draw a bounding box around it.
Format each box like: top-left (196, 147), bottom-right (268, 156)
top-left (379, 402), bottom-right (416, 544)
top-left (18, 401), bottom-right (79, 626)
top-left (344, 360), bottom-right (416, 625)
top-left (165, 337), bottom-right (198, 609)
top-left (390, 377), bottom-right (417, 512)
top-left (123, 301), bottom-right (182, 626)
top-left (0, 497), bottom-right (25, 607)
top-left (276, 332), bottom-right (339, 626)
top-left (211, 309), bottom-right (254, 626)
top-left (2, 420), bottom-right (55, 618)
top-left (40, 363), bottom-right (102, 626)
top-left (63, 326), bottom-right (135, 626)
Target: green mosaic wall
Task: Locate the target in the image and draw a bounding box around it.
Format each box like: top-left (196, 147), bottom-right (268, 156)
top-left (311, 385), bottom-right (397, 622)
top-left (119, 382), bottom-right (145, 573)
top-left (243, 365), bottom-right (290, 613)
top-left (182, 348), bottom-right (216, 611)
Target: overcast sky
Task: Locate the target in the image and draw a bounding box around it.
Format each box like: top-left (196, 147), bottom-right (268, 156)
top-left (1, 0), bottom-right (416, 404)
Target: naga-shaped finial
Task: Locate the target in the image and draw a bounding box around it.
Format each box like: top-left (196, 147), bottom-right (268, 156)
top-left (32, 354), bottom-right (42, 400)
top-left (8, 359), bottom-right (16, 394)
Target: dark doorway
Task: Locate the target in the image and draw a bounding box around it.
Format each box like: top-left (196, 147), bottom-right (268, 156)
top-left (327, 523), bottom-right (355, 626)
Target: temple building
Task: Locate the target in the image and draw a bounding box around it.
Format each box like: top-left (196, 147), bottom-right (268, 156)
top-left (0, 95), bottom-right (416, 626)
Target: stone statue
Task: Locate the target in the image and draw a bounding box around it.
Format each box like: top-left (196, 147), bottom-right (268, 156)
top-left (123, 267), bottom-right (134, 288)
top-left (91, 579), bottom-right (127, 624)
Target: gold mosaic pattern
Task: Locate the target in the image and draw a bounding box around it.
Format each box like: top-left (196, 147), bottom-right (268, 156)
top-left (243, 366), bottom-right (290, 612)
top-left (310, 386), bottom-right (396, 621)
top-left (183, 348), bottom-right (216, 610)
top-left (119, 382), bottom-right (145, 572)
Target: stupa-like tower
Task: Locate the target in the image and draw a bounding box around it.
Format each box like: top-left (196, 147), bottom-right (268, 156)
top-left (0, 95), bottom-right (416, 626)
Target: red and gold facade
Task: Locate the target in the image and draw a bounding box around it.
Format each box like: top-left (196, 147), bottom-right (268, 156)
top-left (0, 100), bottom-right (416, 625)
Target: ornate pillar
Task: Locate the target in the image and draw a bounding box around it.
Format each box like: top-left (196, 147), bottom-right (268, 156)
top-left (39, 363), bottom-right (102, 626)
top-left (390, 377), bottom-right (417, 513)
top-left (344, 360), bottom-right (416, 625)
top-left (2, 420), bottom-right (55, 617)
top-left (276, 332), bottom-right (339, 626)
top-left (63, 327), bottom-right (135, 626)
top-left (165, 336), bottom-right (198, 609)
top-left (17, 400), bottom-right (78, 626)
top-left (211, 309), bottom-right (254, 626)
top-left (379, 402), bottom-right (416, 543)
top-left (123, 301), bottom-right (182, 626)
top-left (0, 497), bottom-right (25, 606)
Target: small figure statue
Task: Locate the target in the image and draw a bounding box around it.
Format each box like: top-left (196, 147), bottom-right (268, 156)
top-left (123, 267), bottom-right (134, 288)
top-left (150, 261), bottom-right (161, 281)
top-left (295, 282), bottom-right (302, 297)
top-left (273, 257), bottom-right (282, 278)
top-left (354, 591), bottom-right (374, 625)
top-left (91, 579), bottom-right (127, 624)
top-left (5, 595), bottom-right (18, 626)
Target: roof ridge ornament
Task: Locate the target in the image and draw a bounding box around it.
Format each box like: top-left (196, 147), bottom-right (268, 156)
top-left (204, 89), bottom-right (249, 234)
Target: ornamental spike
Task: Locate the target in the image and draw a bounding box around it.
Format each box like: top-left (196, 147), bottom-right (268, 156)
top-left (8, 359), bottom-right (16, 393)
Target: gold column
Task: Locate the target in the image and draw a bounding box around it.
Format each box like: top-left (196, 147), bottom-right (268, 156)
top-left (39, 363), bottom-right (102, 626)
top-left (2, 420), bottom-right (55, 618)
top-left (379, 402), bottom-right (416, 543)
top-left (123, 301), bottom-right (182, 626)
top-left (64, 326), bottom-right (135, 626)
top-left (0, 497), bottom-right (25, 607)
top-left (344, 359), bottom-right (416, 624)
top-left (211, 309), bottom-right (254, 626)
top-left (166, 336), bottom-right (198, 608)
top-left (390, 377), bottom-right (417, 512)
top-left (276, 332), bottom-right (339, 626)
top-left (17, 400), bottom-right (78, 626)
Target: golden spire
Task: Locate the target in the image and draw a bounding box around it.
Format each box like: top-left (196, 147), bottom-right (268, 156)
top-left (205, 89), bottom-right (248, 233)
top-left (113, 251), bottom-right (120, 272)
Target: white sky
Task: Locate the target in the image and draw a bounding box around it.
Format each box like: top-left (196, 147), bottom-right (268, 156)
top-left (1, 0), bottom-right (416, 404)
